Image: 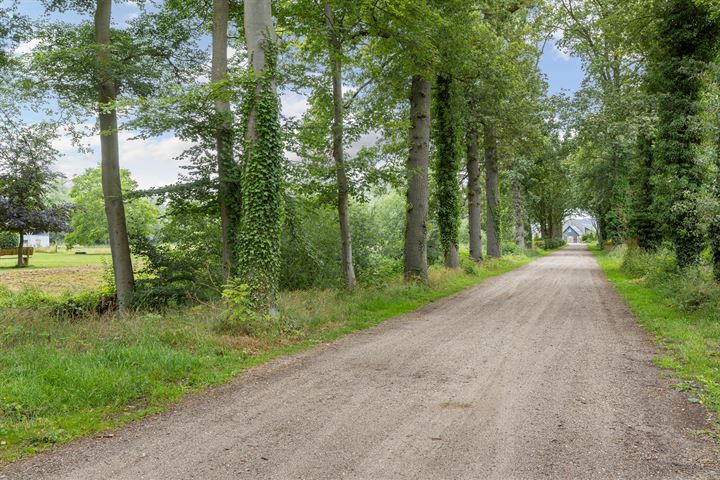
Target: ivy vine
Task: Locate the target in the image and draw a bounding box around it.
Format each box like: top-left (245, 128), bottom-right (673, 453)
top-left (432, 74), bottom-right (463, 261)
top-left (236, 34), bottom-right (284, 312)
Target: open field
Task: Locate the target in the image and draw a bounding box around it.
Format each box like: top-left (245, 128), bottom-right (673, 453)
top-left (0, 248), bottom-right (112, 270)
top-left (0, 248), bottom-right (127, 294)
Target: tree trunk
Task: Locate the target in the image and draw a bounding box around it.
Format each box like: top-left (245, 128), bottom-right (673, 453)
top-left (404, 75), bottom-right (431, 281)
top-left (240, 0), bottom-right (282, 313)
top-left (95, 0), bottom-right (134, 310)
top-left (16, 232), bottom-right (23, 267)
top-left (325, 0), bottom-right (356, 290)
top-left (484, 123), bottom-right (501, 258)
top-left (212, 0), bottom-right (234, 283)
top-left (433, 74), bottom-right (460, 269)
top-left (466, 123), bottom-right (482, 261)
top-left (511, 173), bottom-right (526, 249)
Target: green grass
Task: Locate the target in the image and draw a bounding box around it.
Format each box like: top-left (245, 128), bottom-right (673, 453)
top-left (0, 248), bottom-right (113, 270)
top-left (591, 245), bottom-right (720, 421)
top-left (0, 250), bottom-right (550, 463)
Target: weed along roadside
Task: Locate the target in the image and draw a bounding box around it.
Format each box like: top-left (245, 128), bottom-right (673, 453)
top-left (591, 245), bottom-right (720, 423)
top-left (0, 248), bottom-right (553, 463)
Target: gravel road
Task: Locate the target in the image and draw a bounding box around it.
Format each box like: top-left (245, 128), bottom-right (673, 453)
top-left (2, 244), bottom-right (718, 479)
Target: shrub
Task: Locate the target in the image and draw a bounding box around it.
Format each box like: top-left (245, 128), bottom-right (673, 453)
top-left (535, 238), bottom-right (566, 250)
top-left (581, 231), bottom-right (596, 242)
top-left (621, 246), bottom-right (676, 279)
top-left (502, 241), bottom-right (518, 254)
top-left (0, 231), bottom-right (19, 248)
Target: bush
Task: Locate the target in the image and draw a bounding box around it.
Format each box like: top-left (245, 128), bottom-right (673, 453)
top-left (535, 238), bottom-right (566, 250)
top-left (620, 246), bottom-right (720, 315)
top-left (502, 241), bottom-right (518, 254)
top-left (581, 231), bottom-right (596, 242)
top-left (0, 231), bottom-right (19, 248)
top-left (621, 246), bottom-right (676, 280)
top-left (0, 287), bottom-right (110, 318)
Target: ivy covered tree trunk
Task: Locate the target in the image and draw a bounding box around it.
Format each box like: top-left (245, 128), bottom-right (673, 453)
top-left (212, 0), bottom-right (235, 283)
top-left (712, 133), bottom-right (720, 282)
top-left (325, 0), bottom-right (356, 290)
top-left (484, 123), bottom-right (501, 258)
top-left (16, 231), bottom-right (23, 267)
top-left (630, 131), bottom-right (660, 250)
top-left (238, 0), bottom-right (283, 313)
top-left (404, 75), bottom-right (431, 281)
top-left (466, 123), bottom-right (483, 261)
top-left (432, 74), bottom-right (460, 269)
top-left (95, 0), bottom-right (135, 310)
top-left (512, 174), bottom-right (526, 249)
top-left (648, 0), bottom-right (717, 268)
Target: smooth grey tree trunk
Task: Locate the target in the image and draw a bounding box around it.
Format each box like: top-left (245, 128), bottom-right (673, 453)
top-left (212, 0), bottom-right (234, 282)
top-left (466, 124), bottom-right (483, 261)
top-left (484, 123), bottom-right (501, 258)
top-left (404, 76), bottom-right (431, 281)
top-left (325, 1), bottom-right (356, 290)
top-left (16, 232), bottom-right (24, 267)
top-left (244, 0), bottom-right (276, 139)
top-left (511, 174), bottom-right (526, 249)
top-left (95, 0), bottom-right (134, 310)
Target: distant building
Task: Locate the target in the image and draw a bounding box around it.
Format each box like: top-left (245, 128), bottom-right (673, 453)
top-left (23, 232), bottom-right (50, 248)
top-left (562, 218), bottom-right (596, 243)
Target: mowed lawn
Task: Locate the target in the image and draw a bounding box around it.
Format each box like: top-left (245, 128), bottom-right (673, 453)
top-left (0, 248), bottom-right (114, 294)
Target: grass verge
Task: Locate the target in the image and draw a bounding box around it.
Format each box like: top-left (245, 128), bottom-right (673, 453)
top-left (0, 250), bottom-right (549, 463)
top-left (591, 245), bottom-right (720, 423)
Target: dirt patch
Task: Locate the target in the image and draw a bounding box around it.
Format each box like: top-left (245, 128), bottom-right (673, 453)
top-left (2, 245), bottom-right (719, 479)
top-left (0, 266), bottom-right (105, 294)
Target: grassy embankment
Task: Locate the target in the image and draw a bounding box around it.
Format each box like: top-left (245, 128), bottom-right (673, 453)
top-left (591, 245), bottom-right (720, 427)
top-left (0, 249), bottom-right (551, 463)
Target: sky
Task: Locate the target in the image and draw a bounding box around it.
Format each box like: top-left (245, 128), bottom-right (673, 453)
top-left (13, 1), bottom-right (585, 189)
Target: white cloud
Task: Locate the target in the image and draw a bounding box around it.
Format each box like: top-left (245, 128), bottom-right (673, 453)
top-left (552, 43), bottom-right (572, 62)
top-left (51, 90), bottom-right (312, 190)
top-left (55, 131), bottom-right (194, 190)
top-left (281, 92), bottom-right (309, 118)
top-left (14, 38), bottom-right (40, 55)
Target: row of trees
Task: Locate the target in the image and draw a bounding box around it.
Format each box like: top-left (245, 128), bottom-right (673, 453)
top-left (558, 0), bottom-right (720, 277)
top-left (0, 0), bottom-right (574, 315)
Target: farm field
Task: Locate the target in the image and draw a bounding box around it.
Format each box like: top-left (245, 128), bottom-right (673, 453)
top-left (0, 248), bottom-right (114, 294)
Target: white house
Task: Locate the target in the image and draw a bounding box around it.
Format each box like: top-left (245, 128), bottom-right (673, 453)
top-left (23, 232), bottom-right (51, 248)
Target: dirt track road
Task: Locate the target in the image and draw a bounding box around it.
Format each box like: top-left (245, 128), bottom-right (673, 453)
top-left (2, 245), bottom-right (719, 479)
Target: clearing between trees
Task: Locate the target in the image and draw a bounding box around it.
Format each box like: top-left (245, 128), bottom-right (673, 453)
top-left (2, 245), bottom-right (718, 480)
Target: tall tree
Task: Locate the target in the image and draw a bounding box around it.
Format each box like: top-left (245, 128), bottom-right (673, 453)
top-left (647, 0), bottom-right (718, 267)
top-left (237, 0), bottom-right (284, 312)
top-left (433, 74), bottom-right (461, 268)
top-left (64, 167), bottom-right (158, 249)
top-left (404, 75), bottom-right (432, 280)
top-left (466, 121), bottom-right (483, 261)
top-left (324, 0), bottom-right (356, 288)
top-left (0, 122), bottom-right (71, 267)
top-left (484, 123), bottom-right (502, 257)
top-left (95, 0), bottom-right (135, 309)
top-left (211, 0), bottom-right (235, 282)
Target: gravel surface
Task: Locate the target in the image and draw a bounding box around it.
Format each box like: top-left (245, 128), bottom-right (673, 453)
top-left (2, 245), bottom-right (718, 479)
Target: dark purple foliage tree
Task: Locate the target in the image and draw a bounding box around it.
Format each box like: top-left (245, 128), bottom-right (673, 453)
top-left (0, 121), bottom-right (71, 267)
